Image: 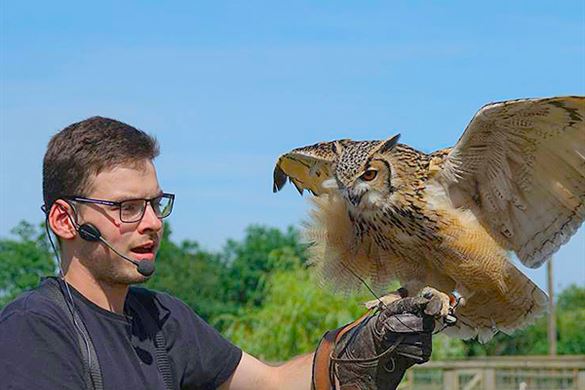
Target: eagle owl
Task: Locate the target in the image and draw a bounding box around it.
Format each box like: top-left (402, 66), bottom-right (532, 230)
top-left (273, 96), bottom-right (585, 342)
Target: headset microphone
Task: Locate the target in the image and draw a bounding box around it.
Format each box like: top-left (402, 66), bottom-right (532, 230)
top-left (77, 224), bottom-right (156, 277)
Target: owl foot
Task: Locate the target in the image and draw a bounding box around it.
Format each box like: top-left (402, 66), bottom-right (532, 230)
top-left (364, 287), bottom-right (457, 326)
top-left (420, 287), bottom-right (452, 318)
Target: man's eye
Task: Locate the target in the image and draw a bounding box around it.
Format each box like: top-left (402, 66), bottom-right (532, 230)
top-left (122, 202), bottom-right (141, 213)
top-left (361, 170), bottom-right (378, 181)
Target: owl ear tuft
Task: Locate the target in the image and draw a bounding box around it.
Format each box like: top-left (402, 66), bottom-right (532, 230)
top-left (375, 134), bottom-right (401, 154)
top-left (331, 141), bottom-right (345, 156)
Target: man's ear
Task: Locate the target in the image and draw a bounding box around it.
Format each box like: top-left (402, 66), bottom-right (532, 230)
top-left (48, 200), bottom-right (78, 240)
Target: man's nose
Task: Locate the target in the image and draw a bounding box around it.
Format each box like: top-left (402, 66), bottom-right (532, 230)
top-left (138, 202), bottom-right (163, 232)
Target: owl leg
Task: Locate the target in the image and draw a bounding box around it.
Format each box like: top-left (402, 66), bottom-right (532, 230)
top-left (453, 283), bottom-right (474, 307)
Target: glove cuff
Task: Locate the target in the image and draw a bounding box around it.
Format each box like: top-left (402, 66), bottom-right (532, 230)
top-left (311, 311), bottom-right (373, 390)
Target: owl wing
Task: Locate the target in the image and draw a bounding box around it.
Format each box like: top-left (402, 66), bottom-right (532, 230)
top-left (273, 140), bottom-right (348, 195)
top-left (438, 96), bottom-right (585, 268)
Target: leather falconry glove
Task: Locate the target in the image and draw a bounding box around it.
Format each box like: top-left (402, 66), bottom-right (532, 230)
top-left (312, 296), bottom-right (436, 390)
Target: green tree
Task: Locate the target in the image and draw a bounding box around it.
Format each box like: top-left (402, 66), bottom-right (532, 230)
top-left (220, 261), bottom-right (371, 361)
top-left (220, 225), bottom-right (308, 309)
top-left (557, 284), bottom-right (585, 354)
top-left (0, 221), bottom-right (55, 307)
top-left (431, 334), bottom-right (466, 360)
top-left (145, 223), bottom-right (230, 322)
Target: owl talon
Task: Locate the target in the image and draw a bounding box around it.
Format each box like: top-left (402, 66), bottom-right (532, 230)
top-left (444, 313), bottom-right (458, 326)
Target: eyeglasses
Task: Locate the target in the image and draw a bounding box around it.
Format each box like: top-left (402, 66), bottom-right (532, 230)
top-left (63, 193), bottom-right (175, 223)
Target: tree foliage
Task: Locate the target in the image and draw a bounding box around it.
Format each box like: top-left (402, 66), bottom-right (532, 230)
top-left (219, 262), bottom-right (371, 361)
top-left (220, 225), bottom-right (308, 309)
top-left (144, 223), bottom-right (230, 322)
top-left (0, 221), bottom-right (55, 306)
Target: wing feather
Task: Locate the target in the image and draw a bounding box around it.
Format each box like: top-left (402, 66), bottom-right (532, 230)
top-left (439, 96), bottom-right (585, 268)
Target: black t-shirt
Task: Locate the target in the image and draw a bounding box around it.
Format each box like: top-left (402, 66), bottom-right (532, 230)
top-left (0, 278), bottom-right (242, 390)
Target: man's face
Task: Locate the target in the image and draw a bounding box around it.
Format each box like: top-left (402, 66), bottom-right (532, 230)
top-left (72, 159), bottom-right (164, 285)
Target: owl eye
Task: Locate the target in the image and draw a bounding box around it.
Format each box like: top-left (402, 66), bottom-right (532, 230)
top-left (361, 169), bottom-right (378, 181)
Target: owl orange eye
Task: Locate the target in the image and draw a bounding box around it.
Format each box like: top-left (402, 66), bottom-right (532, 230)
top-left (361, 169), bottom-right (378, 181)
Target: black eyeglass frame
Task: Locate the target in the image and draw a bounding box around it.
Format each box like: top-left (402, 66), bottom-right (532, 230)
top-left (62, 193), bottom-right (175, 223)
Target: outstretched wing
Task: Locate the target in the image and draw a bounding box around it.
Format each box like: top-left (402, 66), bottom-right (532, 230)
top-left (439, 96), bottom-right (585, 268)
top-left (273, 140), bottom-right (347, 195)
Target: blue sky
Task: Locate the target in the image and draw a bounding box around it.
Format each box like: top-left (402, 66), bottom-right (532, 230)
top-left (1, 1), bottom-right (583, 292)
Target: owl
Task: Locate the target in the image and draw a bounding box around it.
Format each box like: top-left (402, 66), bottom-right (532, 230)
top-left (273, 96), bottom-right (585, 342)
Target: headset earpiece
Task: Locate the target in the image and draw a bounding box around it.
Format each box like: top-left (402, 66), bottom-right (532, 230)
top-left (58, 202), bottom-right (100, 242)
top-left (78, 224), bottom-right (102, 242)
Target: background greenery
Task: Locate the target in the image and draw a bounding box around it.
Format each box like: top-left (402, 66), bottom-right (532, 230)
top-left (1, 220), bottom-right (583, 361)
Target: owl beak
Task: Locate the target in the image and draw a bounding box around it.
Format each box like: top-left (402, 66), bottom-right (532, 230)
top-left (348, 191), bottom-right (365, 207)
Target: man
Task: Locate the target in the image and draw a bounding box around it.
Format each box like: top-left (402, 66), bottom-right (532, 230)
top-left (0, 117), bottom-right (437, 389)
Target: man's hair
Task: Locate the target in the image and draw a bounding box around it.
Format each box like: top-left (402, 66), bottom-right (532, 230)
top-left (43, 116), bottom-right (160, 210)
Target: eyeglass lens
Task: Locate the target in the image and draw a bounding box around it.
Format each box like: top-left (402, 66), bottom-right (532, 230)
top-left (120, 195), bottom-right (173, 222)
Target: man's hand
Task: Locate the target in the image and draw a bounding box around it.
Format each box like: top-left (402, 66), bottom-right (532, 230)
top-left (312, 296), bottom-right (436, 390)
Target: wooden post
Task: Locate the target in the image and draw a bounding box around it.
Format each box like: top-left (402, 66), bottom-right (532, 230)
top-left (547, 258), bottom-right (557, 356)
top-left (576, 370), bottom-right (585, 390)
top-left (443, 369), bottom-right (458, 390)
top-left (484, 368), bottom-right (496, 390)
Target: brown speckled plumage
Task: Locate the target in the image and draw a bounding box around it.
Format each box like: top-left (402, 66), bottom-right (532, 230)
top-left (274, 96), bottom-right (585, 342)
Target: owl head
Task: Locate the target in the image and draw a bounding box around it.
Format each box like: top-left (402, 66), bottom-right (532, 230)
top-left (330, 135), bottom-right (400, 209)
top-left (273, 134), bottom-right (401, 210)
